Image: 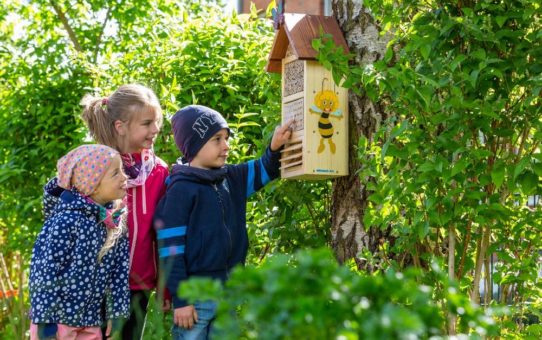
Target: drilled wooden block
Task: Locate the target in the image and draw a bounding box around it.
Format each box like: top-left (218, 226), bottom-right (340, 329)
top-left (283, 60), bottom-right (304, 97)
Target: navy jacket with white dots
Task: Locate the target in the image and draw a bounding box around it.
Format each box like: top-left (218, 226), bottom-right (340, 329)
top-left (29, 178), bottom-right (130, 327)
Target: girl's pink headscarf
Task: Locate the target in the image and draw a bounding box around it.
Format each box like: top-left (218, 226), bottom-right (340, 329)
top-left (57, 144), bottom-right (118, 195)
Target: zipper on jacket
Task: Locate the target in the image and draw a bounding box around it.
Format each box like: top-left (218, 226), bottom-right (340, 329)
top-left (79, 218), bottom-right (103, 325)
top-left (129, 187), bottom-right (138, 271)
top-left (142, 182), bottom-right (147, 215)
top-left (213, 183), bottom-right (232, 260)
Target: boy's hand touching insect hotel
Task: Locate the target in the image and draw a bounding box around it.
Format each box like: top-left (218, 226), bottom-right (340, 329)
top-left (270, 119), bottom-right (294, 152)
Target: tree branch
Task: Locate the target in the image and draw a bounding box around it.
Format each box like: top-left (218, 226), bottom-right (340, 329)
top-left (49, 0), bottom-right (83, 52)
top-left (456, 219), bottom-right (472, 278)
top-left (93, 5), bottom-right (113, 62)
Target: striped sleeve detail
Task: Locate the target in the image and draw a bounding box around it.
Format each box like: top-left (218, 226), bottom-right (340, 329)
top-left (157, 226), bottom-right (187, 240)
top-left (259, 158), bottom-right (271, 186)
top-left (159, 245), bottom-right (185, 258)
top-left (246, 160), bottom-right (256, 198)
top-left (157, 226), bottom-right (187, 257)
top-left (245, 147), bottom-right (280, 198)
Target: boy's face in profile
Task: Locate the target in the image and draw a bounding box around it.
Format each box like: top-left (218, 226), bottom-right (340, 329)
top-left (190, 128), bottom-right (230, 169)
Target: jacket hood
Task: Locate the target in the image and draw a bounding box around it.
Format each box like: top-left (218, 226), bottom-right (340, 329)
top-left (169, 163), bottom-right (227, 185)
top-left (43, 177), bottom-right (101, 221)
top-left (43, 177), bottom-right (65, 220)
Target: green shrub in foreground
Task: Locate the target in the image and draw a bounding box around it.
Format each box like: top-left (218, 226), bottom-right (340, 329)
top-left (178, 248), bottom-right (500, 339)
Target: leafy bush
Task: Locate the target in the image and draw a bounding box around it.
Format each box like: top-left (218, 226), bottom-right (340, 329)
top-left (179, 248), bottom-right (500, 339)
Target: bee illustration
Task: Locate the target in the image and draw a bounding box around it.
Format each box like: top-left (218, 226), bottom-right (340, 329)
top-left (309, 79), bottom-right (343, 154)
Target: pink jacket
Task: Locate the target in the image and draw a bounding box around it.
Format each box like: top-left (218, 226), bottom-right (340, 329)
top-left (125, 153), bottom-right (169, 290)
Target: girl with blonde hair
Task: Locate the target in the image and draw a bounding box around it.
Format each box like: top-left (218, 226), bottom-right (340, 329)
top-left (81, 84), bottom-right (169, 340)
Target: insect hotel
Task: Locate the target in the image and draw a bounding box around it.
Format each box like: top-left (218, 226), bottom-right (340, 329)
top-left (267, 13), bottom-right (350, 180)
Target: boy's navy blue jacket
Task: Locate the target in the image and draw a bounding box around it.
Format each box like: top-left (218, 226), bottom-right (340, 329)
top-left (29, 178), bottom-right (130, 327)
top-left (154, 146), bottom-right (281, 308)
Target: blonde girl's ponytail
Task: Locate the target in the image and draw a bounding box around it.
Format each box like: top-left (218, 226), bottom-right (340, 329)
top-left (97, 202), bottom-right (127, 263)
top-left (80, 94), bottom-right (121, 150)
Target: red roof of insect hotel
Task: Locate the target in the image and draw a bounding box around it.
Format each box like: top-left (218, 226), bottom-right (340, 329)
top-left (266, 13), bottom-right (350, 73)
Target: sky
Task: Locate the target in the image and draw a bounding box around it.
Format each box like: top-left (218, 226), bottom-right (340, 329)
top-left (224, 0), bottom-right (238, 13)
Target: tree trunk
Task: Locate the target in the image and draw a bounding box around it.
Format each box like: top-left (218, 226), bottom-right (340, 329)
top-left (330, 0), bottom-right (391, 270)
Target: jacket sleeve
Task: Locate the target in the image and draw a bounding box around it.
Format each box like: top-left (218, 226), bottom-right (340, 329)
top-left (30, 212), bottom-right (77, 322)
top-left (153, 181), bottom-right (193, 308)
top-left (106, 234), bottom-right (130, 319)
top-left (154, 162), bottom-right (173, 303)
top-left (228, 145), bottom-right (282, 198)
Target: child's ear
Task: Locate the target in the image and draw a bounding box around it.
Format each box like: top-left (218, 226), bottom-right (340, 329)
top-left (114, 120), bottom-right (127, 136)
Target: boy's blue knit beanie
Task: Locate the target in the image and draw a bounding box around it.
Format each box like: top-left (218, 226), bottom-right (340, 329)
top-left (171, 105), bottom-right (230, 162)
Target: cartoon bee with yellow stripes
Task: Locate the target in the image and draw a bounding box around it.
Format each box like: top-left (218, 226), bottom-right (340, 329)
top-left (309, 78), bottom-right (343, 154)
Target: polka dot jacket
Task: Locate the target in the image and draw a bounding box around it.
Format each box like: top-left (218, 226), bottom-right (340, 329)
top-left (29, 177), bottom-right (130, 327)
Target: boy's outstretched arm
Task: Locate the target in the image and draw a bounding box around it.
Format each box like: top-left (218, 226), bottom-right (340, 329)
top-left (227, 119), bottom-right (294, 198)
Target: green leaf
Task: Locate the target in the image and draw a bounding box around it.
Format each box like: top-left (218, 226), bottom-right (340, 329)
top-left (491, 162), bottom-right (505, 189)
top-left (420, 44), bottom-right (431, 60)
top-left (451, 158), bottom-right (468, 177)
top-left (358, 135), bottom-right (368, 151)
top-left (472, 48), bottom-right (486, 60)
top-left (518, 171), bottom-right (538, 195)
top-left (469, 70), bottom-right (479, 87)
top-left (384, 47), bottom-right (394, 63)
top-left (419, 162), bottom-right (434, 172)
top-left (514, 158), bottom-right (529, 180)
top-left (532, 162), bottom-right (542, 177)
top-left (312, 38), bottom-right (322, 51)
top-left (450, 54), bottom-right (466, 71)
top-left (495, 16), bottom-right (507, 27)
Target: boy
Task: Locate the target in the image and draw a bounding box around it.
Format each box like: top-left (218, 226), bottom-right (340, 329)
top-left (154, 105), bottom-right (292, 339)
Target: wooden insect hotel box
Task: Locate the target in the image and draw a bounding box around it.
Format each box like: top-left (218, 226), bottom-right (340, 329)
top-left (267, 13), bottom-right (350, 180)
